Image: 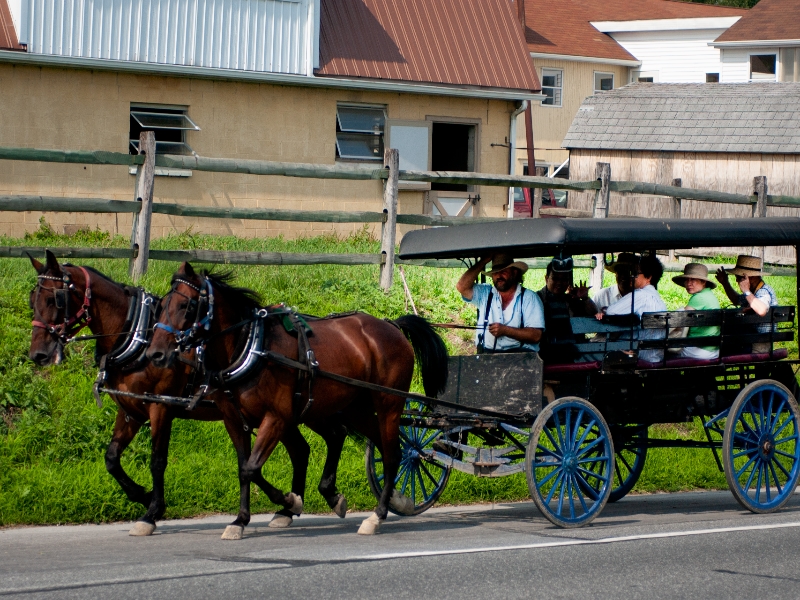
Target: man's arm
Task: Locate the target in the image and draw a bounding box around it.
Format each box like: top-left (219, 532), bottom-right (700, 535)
top-left (739, 278), bottom-right (769, 317)
top-left (456, 256), bottom-right (492, 300)
top-left (487, 324), bottom-right (543, 344)
top-left (715, 267), bottom-right (741, 306)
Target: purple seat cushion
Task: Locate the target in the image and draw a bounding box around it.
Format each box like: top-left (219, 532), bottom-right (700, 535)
top-left (721, 348), bottom-right (788, 364)
top-left (543, 361), bottom-right (601, 375)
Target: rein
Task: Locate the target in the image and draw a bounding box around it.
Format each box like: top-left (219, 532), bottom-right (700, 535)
top-left (31, 266), bottom-right (92, 343)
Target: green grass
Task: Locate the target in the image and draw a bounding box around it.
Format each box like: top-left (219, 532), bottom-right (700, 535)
top-left (0, 223), bottom-right (797, 525)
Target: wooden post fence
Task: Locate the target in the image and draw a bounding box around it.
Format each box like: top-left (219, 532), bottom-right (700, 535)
top-left (532, 166), bottom-right (547, 218)
top-left (129, 131), bottom-right (156, 282)
top-left (590, 162), bottom-right (611, 293)
top-left (753, 175), bottom-right (768, 262)
top-left (380, 148), bottom-right (399, 292)
top-left (669, 178), bottom-right (682, 261)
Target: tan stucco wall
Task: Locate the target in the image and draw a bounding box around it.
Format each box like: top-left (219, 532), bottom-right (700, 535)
top-left (0, 63), bottom-right (517, 238)
top-left (512, 59), bottom-right (630, 174)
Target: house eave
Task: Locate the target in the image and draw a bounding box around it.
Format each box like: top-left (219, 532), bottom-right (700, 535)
top-left (529, 51), bottom-right (641, 67)
top-left (710, 39), bottom-right (800, 48)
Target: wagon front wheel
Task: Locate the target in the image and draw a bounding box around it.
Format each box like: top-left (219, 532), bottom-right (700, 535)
top-left (365, 407), bottom-right (451, 516)
top-left (723, 380), bottom-right (800, 514)
top-left (526, 397), bottom-right (613, 528)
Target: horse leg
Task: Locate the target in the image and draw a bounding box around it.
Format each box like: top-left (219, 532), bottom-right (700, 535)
top-left (130, 407), bottom-right (173, 536)
top-left (268, 426), bottom-right (309, 529)
top-left (221, 411), bottom-right (290, 540)
top-left (358, 397), bottom-right (404, 535)
top-left (105, 408), bottom-right (150, 508)
top-left (306, 420), bottom-right (349, 518)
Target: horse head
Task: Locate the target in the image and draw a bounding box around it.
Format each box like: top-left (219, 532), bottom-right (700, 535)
top-left (27, 250), bottom-right (87, 365)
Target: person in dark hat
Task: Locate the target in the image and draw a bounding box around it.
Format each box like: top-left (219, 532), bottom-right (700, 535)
top-left (456, 253), bottom-right (544, 353)
top-left (593, 252), bottom-right (637, 312)
top-left (715, 254), bottom-right (777, 353)
top-left (536, 254), bottom-right (598, 363)
top-left (673, 263), bottom-right (721, 359)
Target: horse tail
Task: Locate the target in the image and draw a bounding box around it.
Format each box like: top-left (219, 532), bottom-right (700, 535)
top-left (392, 315), bottom-right (449, 398)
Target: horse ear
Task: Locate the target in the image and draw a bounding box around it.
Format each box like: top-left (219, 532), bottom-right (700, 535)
top-left (45, 250), bottom-right (61, 274)
top-left (182, 262), bottom-right (195, 277)
top-left (27, 252), bottom-right (44, 273)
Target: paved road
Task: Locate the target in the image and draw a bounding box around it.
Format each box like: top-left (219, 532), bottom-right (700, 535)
top-left (3, 491), bottom-right (800, 599)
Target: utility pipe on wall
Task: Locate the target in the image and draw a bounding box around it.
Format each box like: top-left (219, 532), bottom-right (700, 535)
top-left (507, 100), bottom-right (528, 219)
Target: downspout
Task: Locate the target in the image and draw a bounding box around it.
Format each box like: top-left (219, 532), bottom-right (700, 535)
top-left (507, 100), bottom-right (528, 219)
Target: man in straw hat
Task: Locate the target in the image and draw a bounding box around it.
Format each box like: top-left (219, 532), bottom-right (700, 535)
top-left (715, 255), bottom-right (778, 352)
top-left (673, 263), bottom-right (721, 359)
top-left (456, 253), bottom-right (544, 353)
top-left (593, 252), bottom-right (638, 313)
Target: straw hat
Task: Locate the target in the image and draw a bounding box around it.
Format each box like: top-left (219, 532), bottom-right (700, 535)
top-left (672, 263), bottom-right (716, 289)
top-left (487, 253), bottom-right (529, 275)
top-left (604, 252), bottom-right (638, 274)
top-left (725, 254), bottom-right (763, 277)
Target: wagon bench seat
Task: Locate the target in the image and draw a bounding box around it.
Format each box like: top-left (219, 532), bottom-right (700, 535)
top-left (636, 348), bottom-right (788, 369)
top-left (543, 361), bottom-right (601, 375)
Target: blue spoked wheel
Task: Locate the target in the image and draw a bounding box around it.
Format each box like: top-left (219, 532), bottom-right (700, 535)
top-left (526, 397), bottom-right (614, 528)
top-left (723, 380), bottom-right (800, 514)
top-left (609, 425), bottom-right (648, 503)
top-left (365, 401), bottom-right (451, 516)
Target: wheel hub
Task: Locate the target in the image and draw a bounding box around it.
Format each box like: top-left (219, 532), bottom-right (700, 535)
top-left (563, 452), bottom-right (578, 473)
top-left (759, 434), bottom-right (775, 460)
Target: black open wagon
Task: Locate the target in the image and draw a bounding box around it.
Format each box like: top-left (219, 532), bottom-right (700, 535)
top-left (368, 217), bottom-right (800, 528)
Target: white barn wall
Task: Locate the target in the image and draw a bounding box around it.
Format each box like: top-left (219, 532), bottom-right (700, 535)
top-left (609, 28), bottom-right (730, 83)
top-left (20, 0), bottom-right (315, 75)
top-left (720, 46), bottom-right (783, 83)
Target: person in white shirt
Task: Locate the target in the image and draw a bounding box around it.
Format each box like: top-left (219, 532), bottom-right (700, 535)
top-left (600, 254), bottom-right (668, 364)
top-left (593, 253), bottom-right (637, 312)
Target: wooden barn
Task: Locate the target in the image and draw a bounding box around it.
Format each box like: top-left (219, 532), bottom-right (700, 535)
top-left (562, 82), bottom-right (800, 261)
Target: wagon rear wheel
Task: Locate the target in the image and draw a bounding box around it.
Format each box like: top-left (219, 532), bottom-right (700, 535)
top-left (526, 397), bottom-right (614, 528)
top-left (609, 425), bottom-right (648, 503)
top-left (723, 380), bottom-right (800, 514)
top-left (365, 400), bottom-right (451, 516)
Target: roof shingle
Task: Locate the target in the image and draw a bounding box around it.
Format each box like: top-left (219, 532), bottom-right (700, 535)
top-left (564, 83), bottom-right (800, 154)
top-left (0, 0), bottom-right (21, 50)
top-left (714, 0), bottom-right (800, 43)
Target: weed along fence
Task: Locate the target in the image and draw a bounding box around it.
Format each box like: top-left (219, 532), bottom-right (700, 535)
top-left (2, 131), bottom-right (800, 291)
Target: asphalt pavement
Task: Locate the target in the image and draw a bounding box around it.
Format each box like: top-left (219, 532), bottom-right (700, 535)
top-left (3, 490), bottom-right (800, 599)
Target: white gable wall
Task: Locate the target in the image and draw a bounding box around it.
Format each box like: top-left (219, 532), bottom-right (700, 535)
top-left (607, 28), bottom-right (731, 83)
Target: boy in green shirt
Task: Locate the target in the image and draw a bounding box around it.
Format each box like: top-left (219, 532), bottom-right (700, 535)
top-left (672, 263), bottom-right (720, 359)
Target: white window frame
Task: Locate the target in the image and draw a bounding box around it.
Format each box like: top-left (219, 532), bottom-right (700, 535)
top-left (335, 103), bottom-right (387, 162)
top-left (540, 68), bottom-right (563, 108)
top-left (631, 70), bottom-right (659, 83)
top-left (594, 71), bottom-right (614, 93)
top-left (129, 104), bottom-right (199, 156)
top-left (749, 53), bottom-right (778, 82)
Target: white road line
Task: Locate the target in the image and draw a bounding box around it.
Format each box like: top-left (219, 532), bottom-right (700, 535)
top-left (356, 521), bottom-right (800, 561)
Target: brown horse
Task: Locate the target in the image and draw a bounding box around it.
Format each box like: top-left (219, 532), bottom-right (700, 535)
top-left (147, 263), bottom-right (448, 538)
top-left (27, 251), bottom-right (346, 534)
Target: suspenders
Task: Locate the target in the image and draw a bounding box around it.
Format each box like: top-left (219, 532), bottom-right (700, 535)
top-left (477, 287), bottom-right (526, 352)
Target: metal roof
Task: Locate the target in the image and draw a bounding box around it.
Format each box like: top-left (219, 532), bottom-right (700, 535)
top-left (714, 0), bottom-right (800, 44)
top-left (398, 217), bottom-right (800, 259)
top-left (316, 0), bottom-right (541, 93)
top-left (563, 82), bottom-right (800, 155)
top-left (0, 0), bottom-right (21, 50)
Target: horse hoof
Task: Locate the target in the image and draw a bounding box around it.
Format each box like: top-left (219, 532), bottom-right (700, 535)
top-left (389, 489), bottom-right (415, 515)
top-left (357, 513), bottom-right (381, 535)
top-left (268, 513), bottom-right (293, 529)
top-left (333, 495), bottom-right (348, 519)
top-left (221, 525), bottom-right (244, 540)
top-left (286, 493), bottom-right (304, 515)
top-left (129, 521), bottom-right (156, 536)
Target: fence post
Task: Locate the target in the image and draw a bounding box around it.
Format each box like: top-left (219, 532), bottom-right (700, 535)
top-left (753, 175), bottom-right (768, 262)
top-left (669, 178), bottom-right (682, 261)
top-left (129, 131), bottom-right (156, 282)
top-left (532, 166), bottom-right (546, 218)
top-left (590, 162), bottom-right (611, 293)
top-left (380, 148), bottom-right (399, 292)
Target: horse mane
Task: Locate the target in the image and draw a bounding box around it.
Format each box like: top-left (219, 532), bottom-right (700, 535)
top-left (179, 270), bottom-right (262, 322)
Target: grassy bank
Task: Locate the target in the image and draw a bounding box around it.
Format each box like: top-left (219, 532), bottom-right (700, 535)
top-left (1, 224), bottom-right (797, 525)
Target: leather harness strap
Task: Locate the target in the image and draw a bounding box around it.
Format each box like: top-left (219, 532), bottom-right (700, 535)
top-left (32, 266), bottom-right (93, 342)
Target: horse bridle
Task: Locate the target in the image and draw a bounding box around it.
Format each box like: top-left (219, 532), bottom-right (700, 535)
top-left (31, 266), bottom-right (93, 344)
top-left (155, 276), bottom-right (215, 352)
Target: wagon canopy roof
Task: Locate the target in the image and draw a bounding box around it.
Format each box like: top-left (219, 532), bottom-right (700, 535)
top-left (398, 217), bottom-right (800, 259)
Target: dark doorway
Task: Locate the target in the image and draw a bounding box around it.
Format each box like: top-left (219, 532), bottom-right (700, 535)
top-left (431, 122), bottom-right (476, 192)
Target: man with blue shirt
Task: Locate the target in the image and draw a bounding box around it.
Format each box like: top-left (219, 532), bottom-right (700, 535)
top-left (456, 253), bottom-right (545, 353)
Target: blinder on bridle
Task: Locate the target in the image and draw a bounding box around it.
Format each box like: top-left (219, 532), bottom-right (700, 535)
top-left (155, 276), bottom-right (215, 352)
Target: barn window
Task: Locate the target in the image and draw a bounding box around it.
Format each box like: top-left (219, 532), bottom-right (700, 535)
top-left (594, 72), bottom-right (614, 93)
top-left (750, 54), bottom-right (777, 81)
top-left (129, 105), bottom-right (199, 155)
top-left (541, 68), bottom-right (563, 107)
top-left (335, 104), bottom-right (386, 161)
top-left (706, 73), bottom-right (720, 83)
